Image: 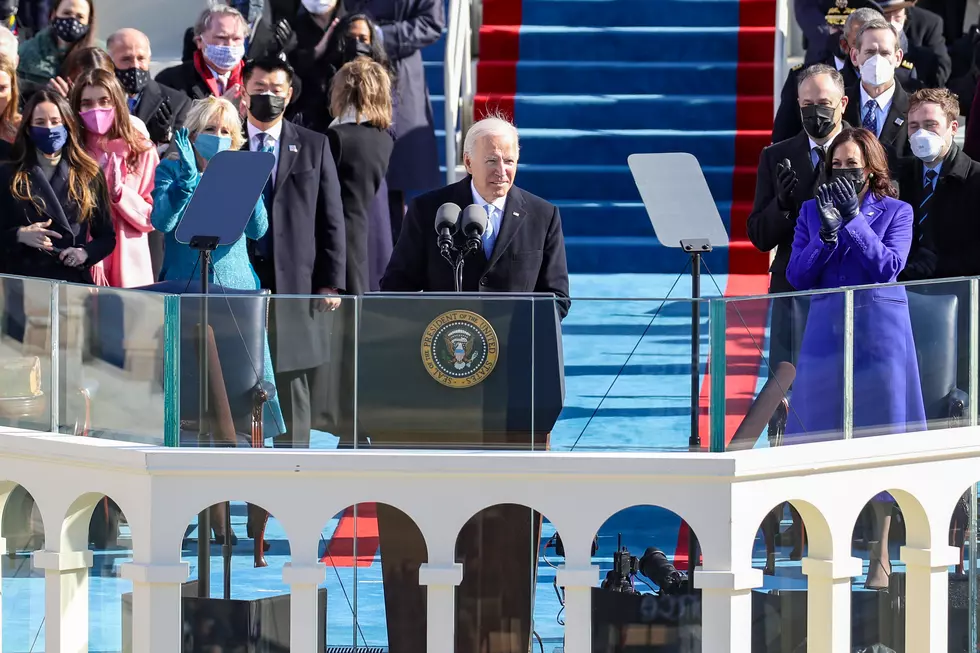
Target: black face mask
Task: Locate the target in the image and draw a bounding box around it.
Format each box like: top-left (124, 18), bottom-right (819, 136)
top-left (832, 167), bottom-right (867, 193)
top-left (115, 67), bottom-right (150, 96)
top-left (51, 16), bottom-right (89, 43)
top-left (249, 93), bottom-right (287, 122)
top-left (342, 38), bottom-right (373, 64)
top-left (800, 104), bottom-right (839, 140)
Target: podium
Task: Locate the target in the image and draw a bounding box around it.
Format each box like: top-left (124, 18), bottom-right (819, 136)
top-left (358, 293), bottom-right (565, 653)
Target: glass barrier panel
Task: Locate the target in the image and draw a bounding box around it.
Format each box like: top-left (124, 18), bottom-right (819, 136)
top-left (553, 297), bottom-right (708, 453)
top-left (59, 283), bottom-right (171, 444)
top-left (0, 275), bottom-right (55, 433)
top-left (90, 495), bottom-right (133, 653)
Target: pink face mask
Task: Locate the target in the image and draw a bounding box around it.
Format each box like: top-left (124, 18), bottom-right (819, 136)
top-left (80, 106), bottom-right (115, 135)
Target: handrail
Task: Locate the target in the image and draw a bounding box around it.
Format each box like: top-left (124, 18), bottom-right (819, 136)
top-left (444, 0), bottom-right (475, 184)
top-left (773, 0), bottom-right (790, 118)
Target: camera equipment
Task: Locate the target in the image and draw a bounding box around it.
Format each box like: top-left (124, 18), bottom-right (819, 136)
top-left (638, 546), bottom-right (690, 596)
top-left (601, 534), bottom-right (639, 594)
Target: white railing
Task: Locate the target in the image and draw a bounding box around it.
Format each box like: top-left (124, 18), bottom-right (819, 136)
top-left (2, 425), bottom-right (979, 652)
top-left (444, 0), bottom-right (475, 184)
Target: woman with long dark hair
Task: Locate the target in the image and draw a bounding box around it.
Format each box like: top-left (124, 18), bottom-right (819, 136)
top-left (70, 68), bottom-right (158, 288)
top-left (0, 89), bottom-right (115, 283)
top-left (786, 127), bottom-right (926, 588)
top-left (17, 0), bottom-right (99, 99)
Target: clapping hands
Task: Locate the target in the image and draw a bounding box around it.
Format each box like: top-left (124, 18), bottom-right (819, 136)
top-left (829, 177), bottom-right (860, 222)
top-left (816, 183), bottom-right (842, 244)
top-left (105, 153), bottom-right (125, 203)
top-left (775, 158), bottom-right (798, 211)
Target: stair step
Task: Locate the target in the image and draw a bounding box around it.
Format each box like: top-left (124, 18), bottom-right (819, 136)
top-left (564, 236), bottom-right (730, 273)
top-left (492, 164), bottom-right (757, 202)
top-left (459, 26), bottom-right (775, 63)
top-left (435, 128), bottom-right (771, 167)
top-left (509, 0), bottom-right (774, 28)
top-left (431, 94), bottom-right (773, 131)
top-left (469, 61), bottom-right (774, 96)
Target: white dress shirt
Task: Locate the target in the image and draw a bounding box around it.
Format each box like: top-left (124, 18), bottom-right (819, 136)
top-left (247, 120), bottom-right (284, 185)
top-left (471, 180), bottom-right (507, 237)
top-left (206, 64), bottom-right (231, 95)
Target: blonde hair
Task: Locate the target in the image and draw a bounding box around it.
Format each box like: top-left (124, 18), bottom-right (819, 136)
top-left (183, 97), bottom-right (245, 150)
top-left (329, 59), bottom-right (393, 130)
top-left (0, 55), bottom-right (20, 143)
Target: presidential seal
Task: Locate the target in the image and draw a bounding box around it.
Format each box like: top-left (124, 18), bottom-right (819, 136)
top-left (421, 310), bottom-right (499, 388)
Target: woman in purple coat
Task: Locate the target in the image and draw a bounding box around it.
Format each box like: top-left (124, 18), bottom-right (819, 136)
top-left (785, 127), bottom-right (926, 588)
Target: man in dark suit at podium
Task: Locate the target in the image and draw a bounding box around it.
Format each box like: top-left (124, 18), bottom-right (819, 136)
top-left (381, 116), bottom-right (570, 317)
top-left (378, 115), bottom-right (569, 653)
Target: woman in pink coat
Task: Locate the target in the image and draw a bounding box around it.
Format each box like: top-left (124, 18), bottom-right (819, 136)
top-left (69, 67), bottom-right (158, 287)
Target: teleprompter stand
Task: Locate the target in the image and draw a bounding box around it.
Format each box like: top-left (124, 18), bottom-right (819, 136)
top-left (175, 149), bottom-right (275, 599)
top-left (628, 153), bottom-right (730, 584)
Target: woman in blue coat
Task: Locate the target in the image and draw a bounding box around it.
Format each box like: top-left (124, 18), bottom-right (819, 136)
top-left (785, 127), bottom-right (926, 588)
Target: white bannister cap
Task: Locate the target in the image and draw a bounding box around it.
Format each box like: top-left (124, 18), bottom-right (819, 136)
top-left (119, 562), bottom-right (190, 584)
top-left (33, 550), bottom-right (94, 572)
top-left (418, 563), bottom-right (464, 586)
top-left (282, 562), bottom-right (327, 586)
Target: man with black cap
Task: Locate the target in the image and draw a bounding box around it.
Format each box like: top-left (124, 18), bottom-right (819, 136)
top-left (774, 4), bottom-right (919, 143)
top-left (879, 0), bottom-right (950, 87)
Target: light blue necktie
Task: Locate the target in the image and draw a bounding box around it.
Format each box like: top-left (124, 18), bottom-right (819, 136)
top-left (256, 133), bottom-right (276, 257)
top-left (482, 204), bottom-right (498, 258)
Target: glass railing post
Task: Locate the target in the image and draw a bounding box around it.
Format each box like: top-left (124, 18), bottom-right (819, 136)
top-left (48, 282), bottom-right (59, 433)
top-left (970, 279), bottom-right (978, 650)
top-left (163, 294), bottom-right (180, 448)
top-left (843, 289), bottom-right (854, 440)
top-left (709, 299), bottom-right (726, 452)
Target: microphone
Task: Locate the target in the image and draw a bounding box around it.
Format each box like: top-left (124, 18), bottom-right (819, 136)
top-left (461, 204), bottom-right (488, 254)
top-left (434, 202), bottom-right (461, 256)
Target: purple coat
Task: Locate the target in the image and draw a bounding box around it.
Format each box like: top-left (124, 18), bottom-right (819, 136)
top-left (784, 193), bottom-right (926, 442)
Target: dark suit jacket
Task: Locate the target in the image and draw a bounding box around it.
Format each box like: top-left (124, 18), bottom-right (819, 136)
top-left (380, 176), bottom-right (570, 317)
top-left (844, 81), bottom-right (911, 159)
top-left (902, 6), bottom-right (952, 88)
top-left (154, 60), bottom-right (214, 101)
top-left (898, 145), bottom-right (980, 280)
top-left (0, 160), bottom-right (116, 283)
top-left (747, 131), bottom-right (825, 293)
top-left (327, 122), bottom-right (394, 296)
top-left (133, 80), bottom-right (191, 145)
top-left (246, 119), bottom-right (345, 371)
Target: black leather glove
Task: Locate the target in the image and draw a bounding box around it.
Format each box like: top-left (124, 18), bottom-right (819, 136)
top-left (146, 97), bottom-right (174, 145)
top-left (274, 18), bottom-right (294, 51)
top-left (902, 247), bottom-right (938, 280)
top-left (830, 176), bottom-right (861, 223)
top-left (816, 183), bottom-right (842, 243)
top-left (775, 158), bottom-right (798, 211)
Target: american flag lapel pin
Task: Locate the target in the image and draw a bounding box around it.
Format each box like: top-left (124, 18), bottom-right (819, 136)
top-left (288, 144), bottom-right (298, 152)
top-left (894, 117), bottom-right (904, 126)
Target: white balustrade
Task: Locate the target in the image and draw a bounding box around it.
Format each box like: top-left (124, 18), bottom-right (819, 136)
top-left (0, 425), bottom-right (979, 652)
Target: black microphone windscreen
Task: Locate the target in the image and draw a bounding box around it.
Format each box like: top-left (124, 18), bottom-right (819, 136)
top-left (434, 202), bottom-right (461, 234)
top-left (461, 204), bottom-right (488, 238)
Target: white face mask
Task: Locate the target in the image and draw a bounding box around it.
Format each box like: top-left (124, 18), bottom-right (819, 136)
top-left (860, 54), bottom-right (896, 86)
top-left (301, 0), bottom-right (337, 14)
top-left (909, 128), bottom-right (947, 162)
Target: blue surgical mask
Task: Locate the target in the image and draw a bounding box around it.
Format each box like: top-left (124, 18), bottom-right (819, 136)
top-left (194, 133), bottom-right (232, 161)
top-left (203, 43), bottom-right (245, 71)
top-left (29, 125), bottom-right (68, 155)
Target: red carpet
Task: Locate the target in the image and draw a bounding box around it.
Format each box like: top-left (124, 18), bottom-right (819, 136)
top-left (321, 503), bottom-right (380, 567)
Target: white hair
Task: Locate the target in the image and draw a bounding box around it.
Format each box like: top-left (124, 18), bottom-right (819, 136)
top-left (463, 115), bottom-right (519, 157)
top-left (0, 26), bottom-right (17, 67)
top-left (194, 3), bottom-right (248, 38)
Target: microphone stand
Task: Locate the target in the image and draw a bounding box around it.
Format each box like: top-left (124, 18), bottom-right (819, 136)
top-left (442, 237), bottom-right (482, 293)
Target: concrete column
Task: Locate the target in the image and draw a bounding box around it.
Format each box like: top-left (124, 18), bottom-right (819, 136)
top-left (33, 549), bottom-right (94, 653)
top-left (556, 566), bottom-right (600, 653)
top-left (282, 563), bottom-right (327, 653)
top-left (418, 563), bottom-right (463, 652)
top-left (694, 568), bottom-right (763, 653)
top-left (119, 562), bottom-right (188, 653)
top-left (901, 546), bottom-right (960, 653)
top-left (802, 556), bottom-right (863, 653)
